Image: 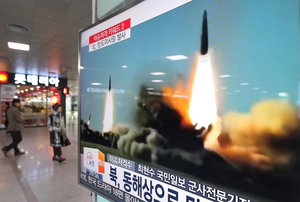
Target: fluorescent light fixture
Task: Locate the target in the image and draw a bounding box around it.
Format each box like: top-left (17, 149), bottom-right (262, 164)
top-left (150, 72), bottom-right (166, 76)
top-left (219, 74), bottom-right (231, 78)
top-left (147, 88), bottom-right (154, 90)
top-left (91, 82), bottom-right (102, 86)
top-left (166, 55), bottom-right (188, 61)
top-left (8, 42), bottom-right (30, 51)
top-left (151, 80), bottom-right (163, 83)
top-left (278, 92), bottom-right (288, 97)
top-left (122, 65), bottom-right (128, 68)
top-left (252, 87), bottom-right (260, 90)
top-left (240, 82), bottom-right (249, 86)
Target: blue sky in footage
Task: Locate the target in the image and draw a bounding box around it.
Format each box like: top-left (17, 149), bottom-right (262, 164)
top-left (80, 0), bottom-right (300, 130)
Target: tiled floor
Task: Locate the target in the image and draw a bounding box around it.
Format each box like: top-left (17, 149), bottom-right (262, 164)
top-left (0, 125), bottom-right (92, 202)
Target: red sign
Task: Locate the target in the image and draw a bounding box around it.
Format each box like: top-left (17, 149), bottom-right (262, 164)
top-left (89, 19), bottom-right (131, 44)
top-left (0, 72), bottom-right (8, 83)
top-left (63, 87), bottom-right (69, 95)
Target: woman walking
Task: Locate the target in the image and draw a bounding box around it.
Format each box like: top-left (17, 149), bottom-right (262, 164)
top-left (48, 103), bottom-right (66, 163)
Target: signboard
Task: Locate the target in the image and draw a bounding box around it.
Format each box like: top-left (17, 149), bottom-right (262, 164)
top-left (0, 85), bottom-right (16, 102)
top-left (79, 1), bottom-right (300, 202)
top-left (13, 73), bottom-right (60, 87)
top-left (89, 18), bottom-right (131, 52)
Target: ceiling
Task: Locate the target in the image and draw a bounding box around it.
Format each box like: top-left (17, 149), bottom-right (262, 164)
top-left (0, 0), bottom-right (92, 79)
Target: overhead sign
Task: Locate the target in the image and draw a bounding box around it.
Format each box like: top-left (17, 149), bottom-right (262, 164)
top-left (13, 73), bottom-right (60, 87)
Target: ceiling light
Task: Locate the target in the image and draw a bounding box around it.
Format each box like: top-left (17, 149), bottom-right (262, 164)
top-left (166, 55), bottom-right (188, 61)
top-left (21, 90), bottom-right (24, 93)
top-left (8, 42), bottom-right (30, 51)
top-left (252, 87), bottom-right (260, 90)
top-left (151, 80), bottom-right (163, 83)
top-left (7, 24), bottom-right (31, 33)
top-left (36, 86), bottom-right (40, 89)
top-left (17, 85), bottom-right (20, 87)
top-left (240, 82), bottom-right (249, 86)
top-left (278, 92), bottom-right (288, 97)
top-left (150, 72), bottom-right (166, 76)
top-left (122, 65), bottom-right (128, 68)
top-left (219, 74), bottom-right (231, 78)
top-left (147, 88), bottom-right (154, 90)
top-left (30, 87), bottom-right (34, 90)
top-left (25, 89), bottom-right (28, 92)
top-left (91, 82), bottom-right (102, 86)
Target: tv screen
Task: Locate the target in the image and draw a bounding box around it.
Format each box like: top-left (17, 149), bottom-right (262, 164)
top-left (79, 1), bottom-right (300, 201)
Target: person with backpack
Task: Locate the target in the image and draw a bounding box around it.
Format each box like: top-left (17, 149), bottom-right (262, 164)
top-left (48, 103), bottom-right (66, 163)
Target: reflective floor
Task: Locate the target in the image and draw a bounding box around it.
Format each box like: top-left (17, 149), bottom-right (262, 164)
top-left (0, 126), bottom-right (91, 202)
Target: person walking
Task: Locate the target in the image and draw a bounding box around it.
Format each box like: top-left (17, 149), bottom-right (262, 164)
top-left (48, 103), bottom-right (66, 163)
top-left (1, 99), bottom-right (25, 157)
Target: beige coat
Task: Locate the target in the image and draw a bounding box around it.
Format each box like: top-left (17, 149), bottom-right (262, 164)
top-left (7, 106), bottom-right (22, 131)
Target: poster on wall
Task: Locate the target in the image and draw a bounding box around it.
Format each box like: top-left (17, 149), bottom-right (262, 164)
top-left (1, 85), bottom-right (16, 102)
top-left (79, 0), bottom-right (300, 201)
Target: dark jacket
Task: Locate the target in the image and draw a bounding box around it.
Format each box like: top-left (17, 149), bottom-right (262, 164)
top-left (7, 106), bottom-right (22, 131)
top-left (4, 107), bottom-right (9, 128)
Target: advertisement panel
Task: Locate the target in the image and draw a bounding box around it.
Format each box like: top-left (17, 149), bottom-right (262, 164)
top-left (79, 1), bottom-right (300, 201)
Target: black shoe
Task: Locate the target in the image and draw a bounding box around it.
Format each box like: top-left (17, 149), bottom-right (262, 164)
top-left (52, 156), bottom-right (59, 161)
top-left (58, 157), bottom-right (66, 163)
top-left (15, 151), bottom-right (25, 156)
top-left (1, 148), bottom-right (8, 157)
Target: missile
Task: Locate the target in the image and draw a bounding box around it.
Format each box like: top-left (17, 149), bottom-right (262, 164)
top-left (200, 10), bottom-right (208, 55)
top-left (108, 76), bottom-right (112, 91)
top-left (87, 114), bottom-right (91, 125)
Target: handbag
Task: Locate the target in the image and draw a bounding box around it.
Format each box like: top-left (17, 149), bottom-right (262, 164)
top-left (61, 134), bottom-right (71, 147)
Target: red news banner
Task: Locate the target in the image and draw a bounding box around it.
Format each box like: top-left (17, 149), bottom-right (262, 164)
top-left (89, 19), bottom-right (131, 52)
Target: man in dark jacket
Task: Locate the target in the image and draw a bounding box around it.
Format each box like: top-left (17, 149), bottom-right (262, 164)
top-left (1, 99), bottom-right (25, 157)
